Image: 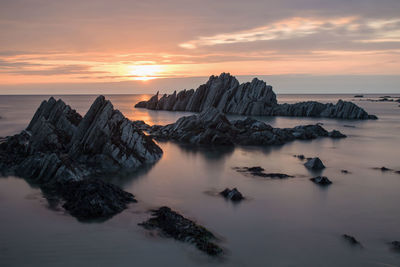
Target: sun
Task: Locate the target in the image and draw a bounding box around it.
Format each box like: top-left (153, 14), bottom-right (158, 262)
top-left (128, 65), bottom-right (164, 81)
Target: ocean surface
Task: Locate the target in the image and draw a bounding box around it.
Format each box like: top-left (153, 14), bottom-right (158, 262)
top-left (0, 94), bottom-right (400, 267)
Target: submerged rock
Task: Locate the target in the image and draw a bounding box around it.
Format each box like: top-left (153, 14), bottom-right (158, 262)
top-left (341, 170), bottom-right (350, 174)
top-left (310, 176), bottom-right (332, 185)
top-left (342, 234), bottom-right (361, 246)
top-left (139, 207), bottom-right (223, 256)
top-left (220, 188), bottom-right (244, 202)
top-left (58, 178), bottom-right (137, 220)
top-left (0, 96), bottom-right (163, 219)
top-left (234, 166), bottom-right (293, 179)
top-left (135, 73), bottom-right (377, 120)
top-left (147, 107), bottom-right (346, 147)
top-left (304, 157), bottom-right (326, 170)
top-left (294, 154), bottom-right (306, 160)
top-left (390, 241), bottom-right (400, 251)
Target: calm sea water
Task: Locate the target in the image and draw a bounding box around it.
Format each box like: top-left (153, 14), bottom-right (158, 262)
top-left (0, 94), bottom-right (400, 267)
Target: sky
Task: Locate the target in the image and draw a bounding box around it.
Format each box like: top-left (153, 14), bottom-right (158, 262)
top-left (0, 0), bottom-right (400, 94)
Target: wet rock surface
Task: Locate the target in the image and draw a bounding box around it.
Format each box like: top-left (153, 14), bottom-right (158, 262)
top-left (310, 176), bottom-right (332, 185)
top-left (304, 157), bottom-right (326, 170)
top-left (0, 95), bottom-right (163, 219)
top-left (135, 73), bottom-right (377, 120)
top-left (58, 178), bottom-right (137, 220)
top-left (220, 188), bottom-right (244, 201)
top-left (147, 107), bottom-right (346, 147)
top-left (234, 166), bottom-right (294, 179)
top-left (139, 207), bottom-right (223, 256)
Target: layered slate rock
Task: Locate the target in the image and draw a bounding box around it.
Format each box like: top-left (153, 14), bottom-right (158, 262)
top-left (139, 207), bottom-right (223, 256)
top-left (147, 107), bottom-right (346, 146)
top-left (135, 73), bottom-right (377, 120)
top-left (0, 96), bottom-right (162, 219)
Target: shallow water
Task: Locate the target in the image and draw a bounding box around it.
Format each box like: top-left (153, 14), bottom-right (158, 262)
top-left (0, 94), bottom-right (400, 267)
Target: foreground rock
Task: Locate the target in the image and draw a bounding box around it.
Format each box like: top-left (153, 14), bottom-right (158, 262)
top-left (310, 176), bottom-right (332, 186)
top-left (342, 234), bottom-right (362, 246)
top-left (147, 107), bottom-right (346, 147)
top-left (135, 73), bottom-right (377, 120)
top-left (234, 166), bottom-right (293, 179)
top-left (58, 179), bottom-right (137, 220)
top-left (139, 207), bottom-right (223, 256)
top-left (304, 157), bottom-right (326, 170)
top-left (220, 188), bottom-right (244, 201)
top-left (0, 96), bottom-right (163, 219)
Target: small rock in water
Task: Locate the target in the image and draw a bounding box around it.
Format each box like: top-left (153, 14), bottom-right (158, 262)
top-left (341, 170), bottom-right (349, 174)
top-left (234, 166), bottom-right (293, 179)
top-left (139, 206), bottom-right (223, 256)
top-left (220, 188), bottom-right (244, 202)
top-left (310, 176), bottom-right (332, 185)
top-left (294, 154), bottom-right (305, 160)
top-left (304, 157), bottom-right (325, 170)
top-left (390, 241), bottom-right (400, 251)
top-left (329, 130), bottom-right (347, 138)
top-left (342, 234), bottom-right (361, 246)
top-left (374, 166), bottom-right (393, 171)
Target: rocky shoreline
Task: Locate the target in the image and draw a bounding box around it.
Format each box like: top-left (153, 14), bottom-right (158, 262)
top-left (135, 73), bottom-right (378, 120)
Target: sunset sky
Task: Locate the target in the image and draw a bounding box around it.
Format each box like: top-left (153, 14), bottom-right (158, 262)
top-left (1, 0), bottom-right (400, 94)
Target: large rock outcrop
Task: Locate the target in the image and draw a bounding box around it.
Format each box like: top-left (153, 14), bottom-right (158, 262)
top-left (135, 73), bottom-right (377, 120)
top-left (0, 96), bottom-right (163, 219)
top-left (146, 107), bottom-right (346, 146)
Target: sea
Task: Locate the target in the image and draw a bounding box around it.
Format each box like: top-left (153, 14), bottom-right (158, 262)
top-left (0, 94), bottom-right (399, 267)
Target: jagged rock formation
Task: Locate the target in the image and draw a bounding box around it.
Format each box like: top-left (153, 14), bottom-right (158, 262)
top-left (146, 107), bottom-right (346, 146)
top-left (139, 206), bottom-right (223, 256)
top-left (0, 96), bottom-right (162, 219)
top-left (135, 73), bottom-right (377, 120)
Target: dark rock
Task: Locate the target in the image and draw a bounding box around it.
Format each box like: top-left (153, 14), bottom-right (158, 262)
top-left (139, 207), bottom-right (223, 256)
top-left (342, 234), bottom-right (361, 246)
top-left (329, 130), bottom-right (347, 138)
top-left (375, 166), bottom-right (393, 171)
top-left (304, 157), bottom-right (325, 170)
top-left (135, 73), bottom-right (377, 120)
top-left (220, 188), bottom-right (244, 202)
top-left (234, 166), bottom-right (293, 179)
top-left (148, 107), bottom-right (346, 147)
top-left (354, 95), bottom-right (364, 98)
top-left (0, 96), bottom-right (163, 219)
top-left (58, 178), bottom-right (136, 220)
top-left (294, 154), bottom-right (305, 160)
top-left (310, 176), bottom-right (332, 185)
top-left (343, 125), bottom-right (356, 128)
top-left (341, 170), bottom-right (349, 174)
top-left (391, 241), bottom-right (400, 250)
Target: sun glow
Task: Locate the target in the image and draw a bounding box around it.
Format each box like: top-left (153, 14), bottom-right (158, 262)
top-left (128, 65), bottom-right (164, 81)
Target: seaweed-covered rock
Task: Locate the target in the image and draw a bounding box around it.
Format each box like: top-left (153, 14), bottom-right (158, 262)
top-left (220, 188), bottom-right (244, 201)
top-left (135, 73), bottom-right (377, 120)
top-left (139, 207), bottom-right (223, 256)
top-left (58, 178), bottom-right (137, 220)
